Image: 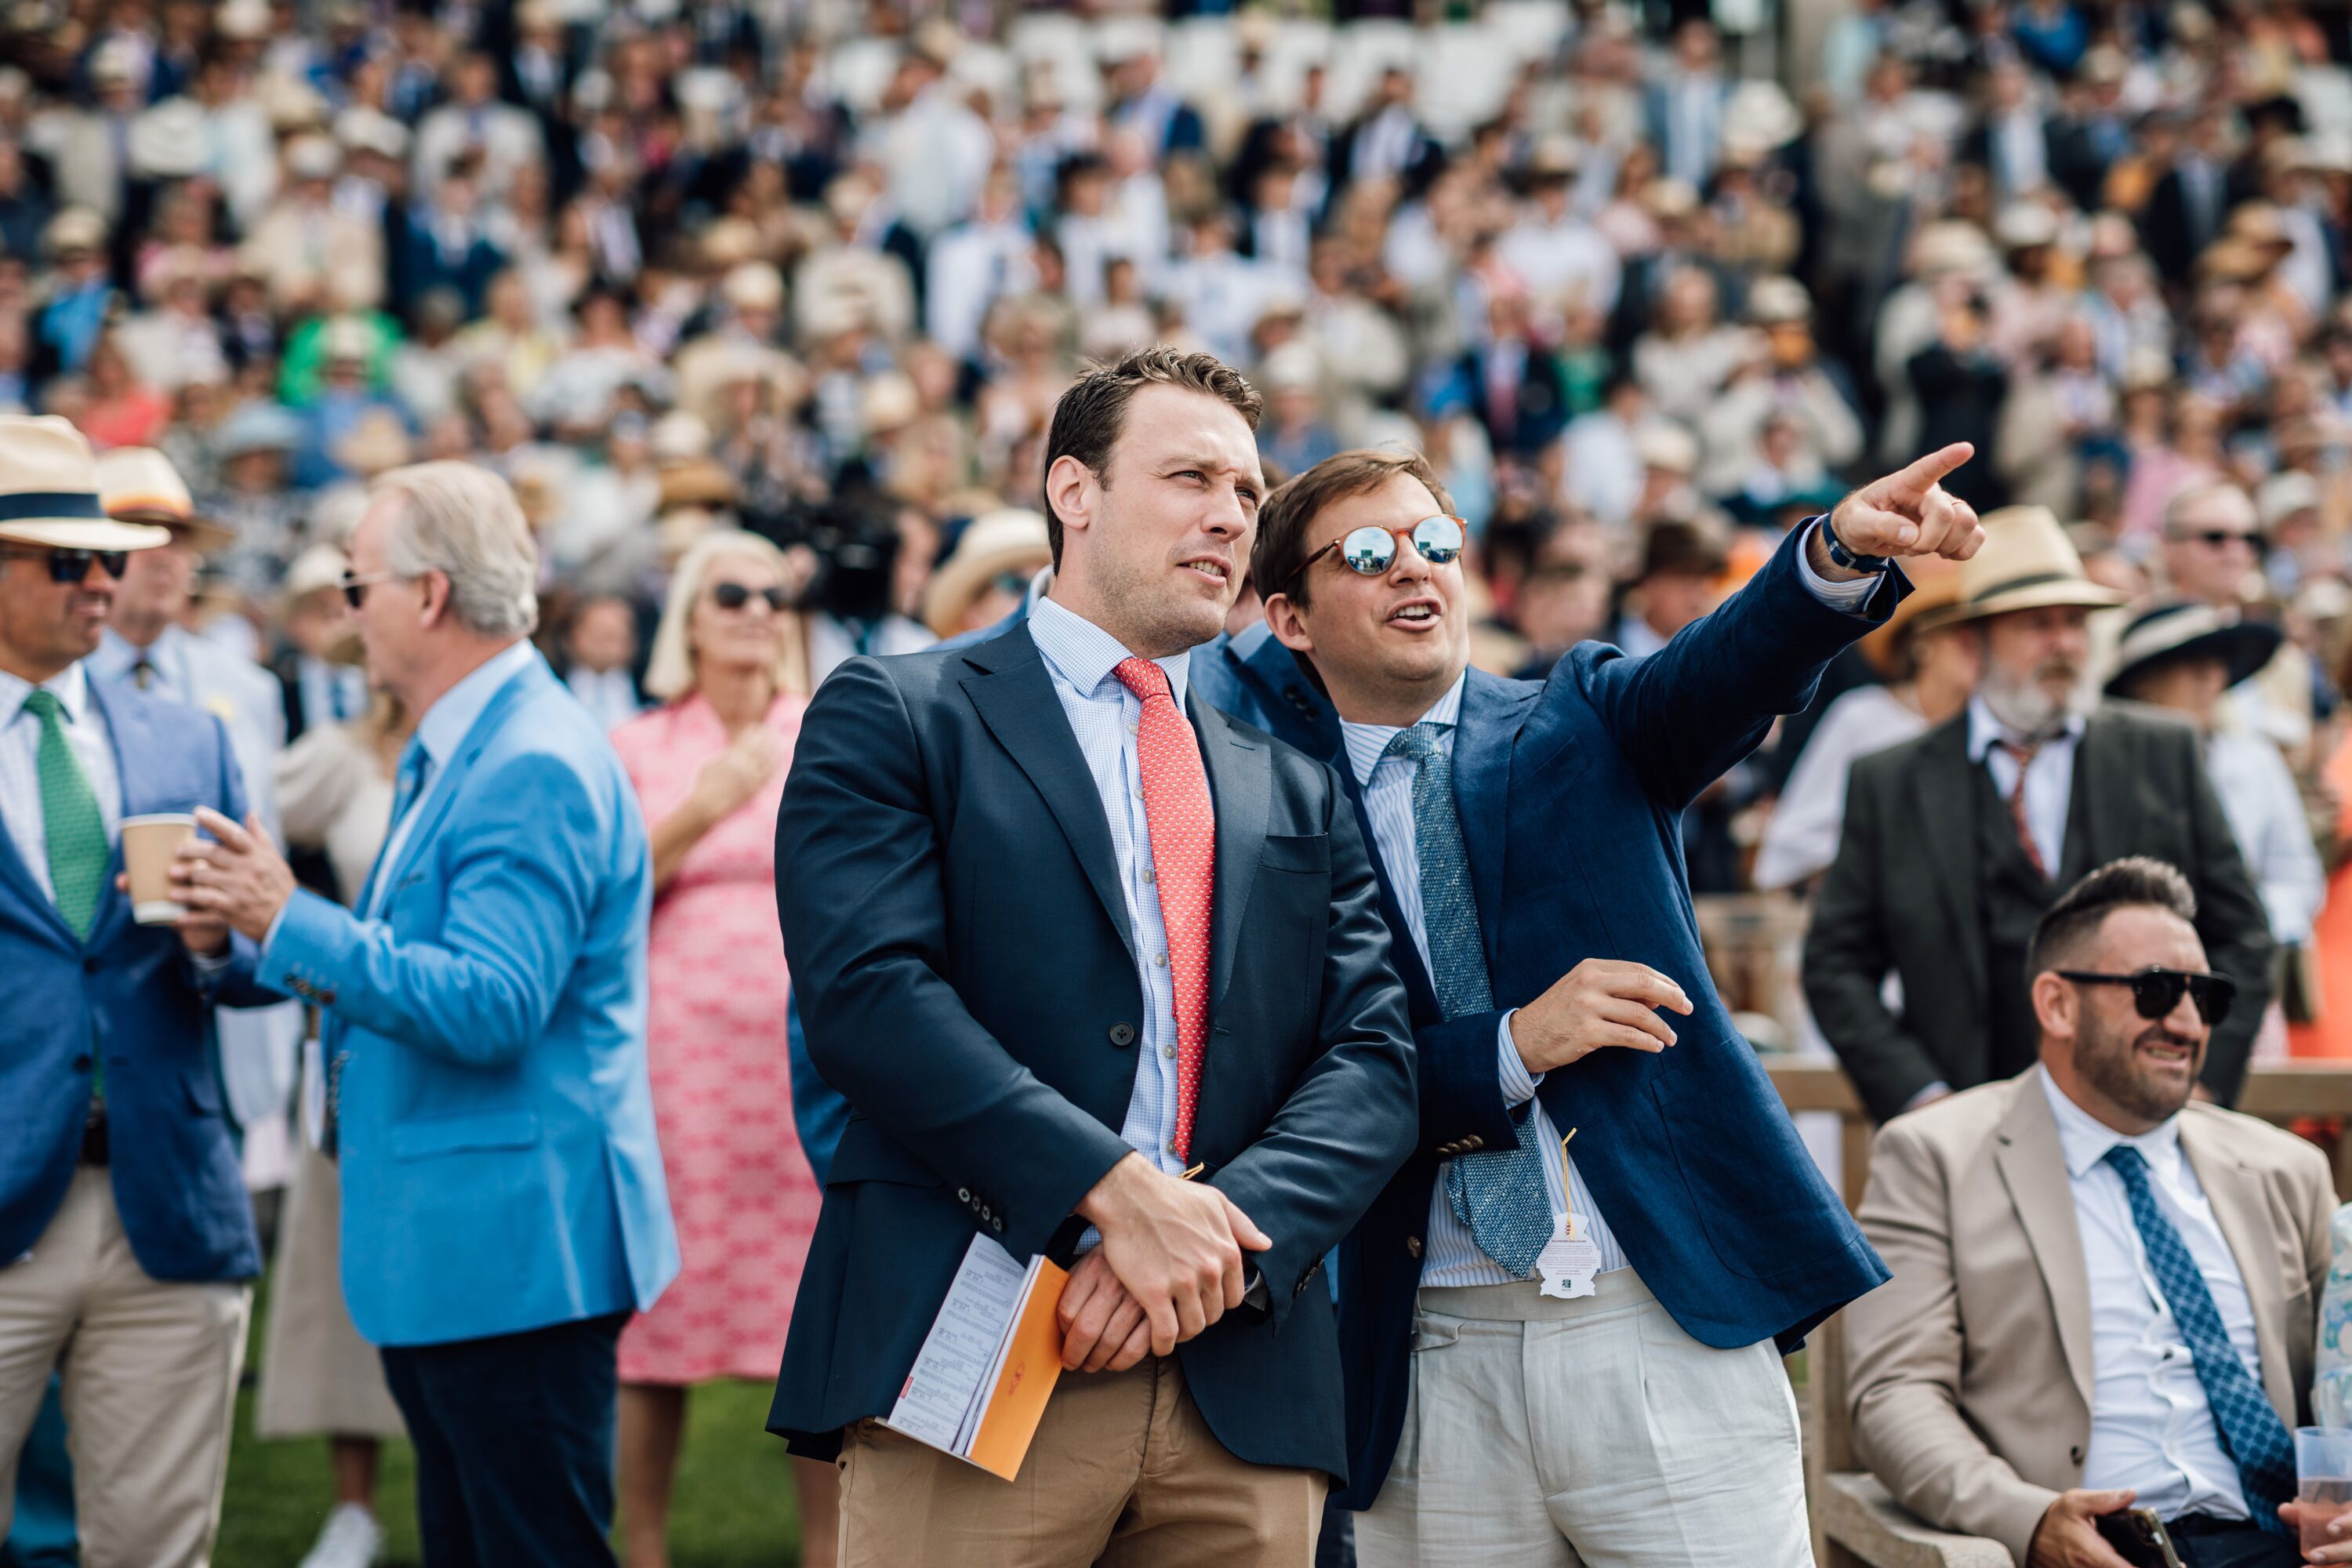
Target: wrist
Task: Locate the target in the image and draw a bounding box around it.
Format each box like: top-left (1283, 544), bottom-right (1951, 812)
top-left (1812, 515), bottom-right (1881, 582)
top-left (1076, 1150), bottom-right (1148, 1228)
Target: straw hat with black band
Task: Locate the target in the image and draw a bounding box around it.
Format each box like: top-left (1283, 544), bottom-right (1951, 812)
top-left (2103, 601), bottom-right (2284, 697)
top-left (921, 509), bottom-right (1052, 637)
top-left (0, 417), bottom-right (172, 555)
top-left (1915, 504), bottom-right (2127, 631)
top-left (94, 446), bottom-right (238, 556)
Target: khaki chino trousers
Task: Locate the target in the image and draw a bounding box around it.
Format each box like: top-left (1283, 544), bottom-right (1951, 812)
top-left (0, 1167), bottom-right (251, 1568)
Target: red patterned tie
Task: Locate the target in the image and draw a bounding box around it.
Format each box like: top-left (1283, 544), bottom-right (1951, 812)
top-left (1994, 737), bottom-right (2048, 878)
top-left (1113, 657), bottom-right (1216, 1161)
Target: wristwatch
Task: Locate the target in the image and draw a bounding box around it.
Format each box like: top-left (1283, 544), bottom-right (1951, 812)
top-left (1820, 512), bottom-right (1890, 575)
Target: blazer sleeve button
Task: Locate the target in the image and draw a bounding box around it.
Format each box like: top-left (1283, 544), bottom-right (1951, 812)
top-left (957, 1187), bottom-right (971, 1203)
top-left (1108, 1022), bottom-right (1136, 1047)
top-left (1464, 1136), bottom-right (1483, 1150)
top-left (992, 1218), bottom-right (1004, 1233)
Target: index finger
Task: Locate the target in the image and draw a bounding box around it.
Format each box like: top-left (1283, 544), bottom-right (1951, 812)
top-left (192, 805), bottom-right (254, 852)
top-left (1872, 442), bottom-right (1974, 506)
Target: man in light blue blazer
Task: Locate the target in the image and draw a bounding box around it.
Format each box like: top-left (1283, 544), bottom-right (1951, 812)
top-left (176, 459), bottom-right (678, 1568)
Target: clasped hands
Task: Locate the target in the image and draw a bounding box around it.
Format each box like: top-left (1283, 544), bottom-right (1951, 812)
top-left (1057, 1152), bottom-right (1271, 1374)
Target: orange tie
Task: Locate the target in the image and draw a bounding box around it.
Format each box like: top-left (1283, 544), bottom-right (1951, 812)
top-left (1112, 657), bottom-right (1216, 1160)
top-left (1994, 738), bottom-right (2047, 878)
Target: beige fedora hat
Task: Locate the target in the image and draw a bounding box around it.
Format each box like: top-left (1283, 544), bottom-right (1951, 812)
top-left (0, 418), bottom-right (172, 553)
top-left (96, 446), bottom-right (237, 554)
top-left (921, 508), bottom-right (1051, 637)
top-left (1922, 505), bottom-right (2128, 629)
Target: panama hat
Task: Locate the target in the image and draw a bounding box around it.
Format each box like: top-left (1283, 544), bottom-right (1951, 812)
top-left (96, 446), bottom-right (236, 554)
top-left (1921, 505), bottom-right (2128, 628)
top-left (921, 509), bottom-right (1051, 637)
top-left (2103, 601), bottom-right (2282, 695)
top-left (0, 418), bottom-right (172, 553)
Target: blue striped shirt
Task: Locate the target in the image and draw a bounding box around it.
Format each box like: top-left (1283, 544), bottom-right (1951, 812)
top-left (1340, 673), bottom-right (1629, 1287)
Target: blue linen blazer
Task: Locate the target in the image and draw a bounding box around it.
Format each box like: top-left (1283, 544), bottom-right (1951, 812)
top-left (1327, 524), bottom-right (1900, 1508)
top-left (0, 677), bottom-right (280, 1283)
top-left (261, 653), bottom-right (680, 1348)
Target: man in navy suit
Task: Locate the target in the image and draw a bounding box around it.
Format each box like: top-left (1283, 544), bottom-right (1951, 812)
top-left (1252, 443), bottom-right (1984, 1566)
top-left (775, 348), bottom-right (1417, 1566)
top-left (0, 416), bottom-right (282, 1568)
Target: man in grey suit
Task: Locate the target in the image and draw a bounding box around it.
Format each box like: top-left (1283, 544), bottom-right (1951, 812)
top-left (1805, 506), bottom-right (2271, 1121)
top-left (89, 448), bottom-right (303, 1176)
top-left (1846, 858), bottom-right (2332, 1568)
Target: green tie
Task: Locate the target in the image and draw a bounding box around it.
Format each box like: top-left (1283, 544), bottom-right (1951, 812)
top-left (24, 689), bottom-right (107, 942)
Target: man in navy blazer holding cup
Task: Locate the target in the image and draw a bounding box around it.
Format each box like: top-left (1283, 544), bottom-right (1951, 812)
top-left (1250, 441), bottom-right (1986, 1566)
top-left (0, 416), bottom-right (281, 1568)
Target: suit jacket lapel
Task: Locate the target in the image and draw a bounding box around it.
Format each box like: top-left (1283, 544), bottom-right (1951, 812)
top-left (1915, 714), bottom-right (1988, 1002)
top-left (1994, 1077), bottom-right (2097, 1414)
top-left (2179, 1116), bottom-right (2299, 1422)
top-left (1452, 672), bottom-right (1537, 975)
top-left (2058, 713), bottom-right (2115, 887)
top-left (365, 658), bottom-right (546, 910)
top-left (1196, 695), bottom-right (1269, 1012)
top-left (960, 626), bottom-right (1135, 962)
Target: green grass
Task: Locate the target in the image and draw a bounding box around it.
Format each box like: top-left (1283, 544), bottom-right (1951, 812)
top-left (219, 1274), bottom-right (804, 1566)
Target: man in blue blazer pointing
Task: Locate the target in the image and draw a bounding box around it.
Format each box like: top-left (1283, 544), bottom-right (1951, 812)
top-left (1254, 443), bottom-right (1984, 1566)
top-left (172, 460), bottom-right (679, 1568)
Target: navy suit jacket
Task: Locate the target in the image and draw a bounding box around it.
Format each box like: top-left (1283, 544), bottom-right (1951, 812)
top-left (1329, 525), bottom-right (1898, 1509)
top-left (770, 623), bottom-right (1417, 1479)
top-left (0, 677), bottom-right (280, 1283)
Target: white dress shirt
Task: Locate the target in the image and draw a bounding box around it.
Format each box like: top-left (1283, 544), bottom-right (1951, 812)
top-left (1025, 596), bottom-right (1200, 1203)
top-left (0, 662), bottom-right (123, 903)
top-left (2037, 1067), bottom-right (2263, 1522)
top-left (1966, 695), bottom-right (2085, 878)
top-left (2205, 724), bottom-right (2324, 944)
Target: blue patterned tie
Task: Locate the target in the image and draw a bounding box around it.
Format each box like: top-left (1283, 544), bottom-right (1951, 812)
top-left (2103, 1145), bottom-right (2296, 1535)
top-left (1385, 724), bottom-right (1553, 1277)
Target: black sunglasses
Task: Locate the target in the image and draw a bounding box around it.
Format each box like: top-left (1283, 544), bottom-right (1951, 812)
top-left (339, 571), bottom-right (401, 609)
top-left (710, 582), bottom-right (789, 612)
top-left (2187, 530), bottom-right (2263, 551)
top-left (1282, 515), bottom-right (1465, 599)
top-left (0, 546), bottom-right (129, 584)
top-left (2058, 967), bottom-right (2237, 1027)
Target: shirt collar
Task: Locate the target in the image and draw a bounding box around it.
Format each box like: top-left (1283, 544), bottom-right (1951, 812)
top-left (89, 623), bottom-right (176, 682)
top-left (2037, 1062), bottom-right (2184, 1181)
top-left (1340, 670), bottom-right (1468, 788)
top-left (1028, 594), bottom-right (1191, 708)
top-left (0, 661), bottom-right (91, 729)
top-left (415, 639), bottom-right (537, 771)
top-left (1966, 694), bottom-right (2089, 763)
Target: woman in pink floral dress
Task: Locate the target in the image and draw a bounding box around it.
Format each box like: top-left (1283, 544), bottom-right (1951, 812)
top-left (609, 528), bottom-right (830, 1568)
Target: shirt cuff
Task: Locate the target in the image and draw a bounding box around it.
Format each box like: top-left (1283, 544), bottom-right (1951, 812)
top-left (189, 946), bottom-right (233, 977)
top-left (1798, 519), bottom-right (1884, 612)
top-left (1497, 1010), bottom-right (1543, 1105)
top-left (259, 900), bottom-right (291, 965)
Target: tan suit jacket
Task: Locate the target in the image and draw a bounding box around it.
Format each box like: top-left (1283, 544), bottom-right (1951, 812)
top-left (1845, 1071), bottom-right (2333, 1563)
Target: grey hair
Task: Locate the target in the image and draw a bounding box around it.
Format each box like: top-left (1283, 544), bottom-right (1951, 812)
top-left (2161, 481), bottom-right (2256, 539)
top-left (372, 461), bottom-right (539, 637)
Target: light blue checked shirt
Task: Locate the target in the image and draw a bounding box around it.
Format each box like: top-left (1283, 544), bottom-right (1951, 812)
top-left (1026, 596), bottom-right (1198, 1216)
top-left (1348, 528), bottom-right (1881, 1287)
top-left (1341, 673), bottom-right (1630, 1287)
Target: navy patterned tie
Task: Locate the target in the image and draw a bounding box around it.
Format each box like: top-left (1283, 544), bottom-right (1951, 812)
top-left (1385, 724), bottom-right (1552, 1276)
top-left (2103, 1145), bottom-right (2296, 1534)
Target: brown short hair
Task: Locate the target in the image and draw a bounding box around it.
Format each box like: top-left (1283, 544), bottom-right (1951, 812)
top-left (2027, 856), bottom-right (2198, 978)
top-left (1041, 346), bottom-right (1264, 568)
top-left (1252, 448), bottom-right (1456, 608)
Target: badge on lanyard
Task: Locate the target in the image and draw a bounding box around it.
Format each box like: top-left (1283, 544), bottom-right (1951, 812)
top-left (1535, 1130), bottom-right (1599, 1298)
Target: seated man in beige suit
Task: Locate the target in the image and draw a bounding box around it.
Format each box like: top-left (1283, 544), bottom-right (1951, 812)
top-left (1846, 857), bottom-right (2336, 1568)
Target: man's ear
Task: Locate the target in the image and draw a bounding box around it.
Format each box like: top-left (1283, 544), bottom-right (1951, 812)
top-left (1044, 455), bottom-right (1095, 540)
top-left (1263, 590), bottom-right (1315, 658)
top-left (2031, 967), bottom-right (2077, 1045)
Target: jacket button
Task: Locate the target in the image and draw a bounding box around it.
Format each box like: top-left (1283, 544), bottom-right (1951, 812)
top-left (957, 1187), bottom-right (971, 1203)
top-left (992, 1218), bottom-right (1004, 1233)
top-left (319, 991), bottom-right (337, 1005)
top-left (1108, 1022), bottom-right (1136, 1047)
top-left (81, 957), bottom-right (98, 975)
top-left (1406, 1236), bottom-right (1424, 1259)
top-left (72, 1054), bottom-right (91, 1073)
top-left (1464, 1136), bottom-right (1483, 1151)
